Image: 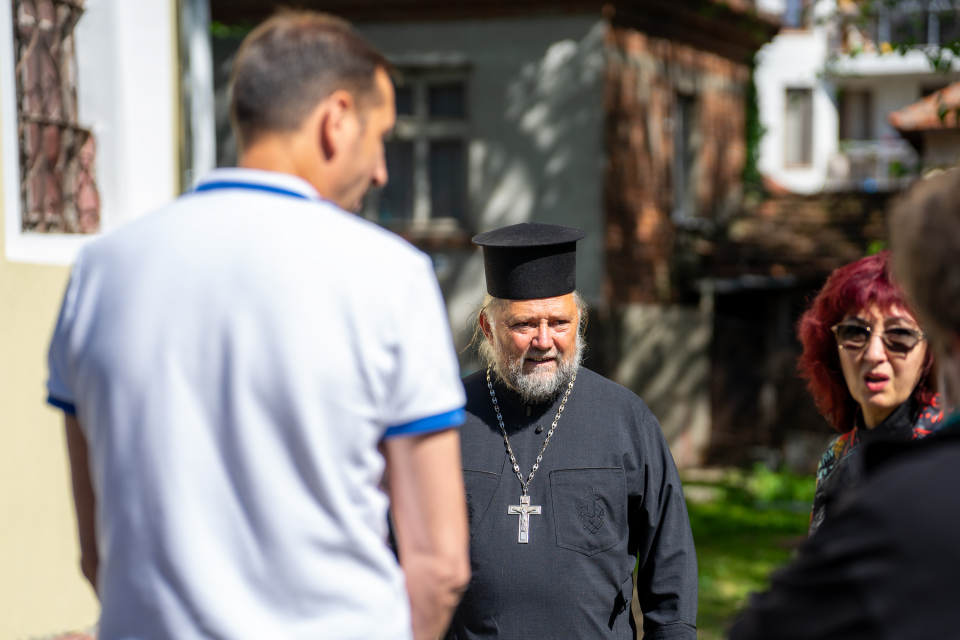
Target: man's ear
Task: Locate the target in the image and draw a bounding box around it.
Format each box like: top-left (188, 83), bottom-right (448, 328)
top-left (317, 89), bottom-right (356, 161)
top-left (479, 311), bottom-right (494, 342)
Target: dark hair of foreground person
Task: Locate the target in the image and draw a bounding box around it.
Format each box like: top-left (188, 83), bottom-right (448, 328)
top-left (230, 10), bottom-right (391, 150)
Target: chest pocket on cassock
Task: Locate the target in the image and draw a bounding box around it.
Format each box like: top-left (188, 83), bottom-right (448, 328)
top-left (550, 468), bottom-right (627, 556)
top-left (462, 469), bottom-right (501, 537)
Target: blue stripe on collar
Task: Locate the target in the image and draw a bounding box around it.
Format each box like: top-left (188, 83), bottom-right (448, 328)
top-left (194, 181), bottom-right (314, 201)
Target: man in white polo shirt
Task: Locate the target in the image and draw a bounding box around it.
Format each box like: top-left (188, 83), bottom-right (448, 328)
top-left (47, 12), bottom-right (469, 640)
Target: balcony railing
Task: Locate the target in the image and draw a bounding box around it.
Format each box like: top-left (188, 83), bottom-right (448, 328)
top-left (833, 2), bottom-right (960, 56)
top-left (825, 139), bottom-right (918, 192)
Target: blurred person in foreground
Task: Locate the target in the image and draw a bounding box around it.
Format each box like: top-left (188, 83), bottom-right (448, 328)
top-left (729, 172), bottom-right (960, 640)
top-left (48, 12), bottom-right (469, 640)
top-left (796, 251), bottom-right (941, 537)
top-left (446, 222), bottom-right (698, 640)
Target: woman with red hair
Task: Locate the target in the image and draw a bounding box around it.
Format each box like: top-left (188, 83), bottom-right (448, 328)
top-left (798, 251), bottom-right (941, 536)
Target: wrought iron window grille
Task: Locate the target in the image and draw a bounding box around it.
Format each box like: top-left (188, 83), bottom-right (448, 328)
top-left (12, 0), bottom-right (100, 233)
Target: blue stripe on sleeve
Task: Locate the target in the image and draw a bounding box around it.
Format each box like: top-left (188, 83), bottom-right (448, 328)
top-left (384, 408), bottom-right (466, 439)
top-left (47, 395), bottom-right (77, 415)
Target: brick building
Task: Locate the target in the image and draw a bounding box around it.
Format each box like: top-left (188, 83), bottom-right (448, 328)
top-left (209, 0), bottom-right (778, 467)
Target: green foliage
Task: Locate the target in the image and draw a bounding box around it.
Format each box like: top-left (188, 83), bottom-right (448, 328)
top-left (889, 160), bottom-right (909, 178)
top-left (744, 463), bottom-right (816, 504)
top-left (210, 20), bottom-right (254, 40)
top-left (936, 101), bottom-right (960, 125)
top-left (922, 41), bottom-right (960, 73)
top-left (681, 467), bottom-right (814, 639)
top-left (742, 59), bottom-right (766, 191)
top-left (867, 239), bottom-right (888, 255)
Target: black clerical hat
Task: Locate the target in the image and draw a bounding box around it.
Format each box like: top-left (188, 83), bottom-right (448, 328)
top-left (472, 222), bottom-right (586, 300)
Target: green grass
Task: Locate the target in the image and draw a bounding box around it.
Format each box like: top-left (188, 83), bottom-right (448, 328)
top-left (683, 466), bottom-right (815, 640)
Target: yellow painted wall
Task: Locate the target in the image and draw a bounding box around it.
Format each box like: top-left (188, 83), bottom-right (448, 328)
top-left (0, 0), bottom-right (181, 634)
top-left (0, 156), bottom-right (99, 636)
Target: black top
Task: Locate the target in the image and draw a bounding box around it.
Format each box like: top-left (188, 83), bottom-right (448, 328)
top-left (446, 368), bottom-right (698, 640)
top-left (472, 222), bottom-right (585, 300)
top-left (730, 420), bottom-right (960, 640)
top-left (808, 397), bottom-right (940, 536)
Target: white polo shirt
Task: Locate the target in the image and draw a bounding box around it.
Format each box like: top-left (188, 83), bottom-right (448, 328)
top-left (47, 168), bottom-right (466, 640)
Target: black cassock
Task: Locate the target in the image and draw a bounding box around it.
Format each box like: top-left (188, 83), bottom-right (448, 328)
top-left (446, 368), bottom-right (698, 640)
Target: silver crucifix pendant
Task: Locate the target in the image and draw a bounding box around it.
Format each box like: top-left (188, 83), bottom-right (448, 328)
top-left (508, 495), bottom-right (541, 543)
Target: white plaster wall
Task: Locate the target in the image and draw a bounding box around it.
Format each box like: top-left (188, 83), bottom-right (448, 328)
top-left (182, 0), bottom-right (216, 187)
top-left (872, 77), bottom-right (924, 139)
top-left (2, 0), bottom-right (177, 265)
top-left (756, 0), bottom-right (787, 17)
top-left (613, 304), bottom-right (713, 468)
top-left (75, 0), bottom-right (178, 231)
top-left (358, 17), bottom-right (606, 339)
top-left (755, 27), bottom-right (838, 193)
top-left (836, 71), bottom-right (960, 140)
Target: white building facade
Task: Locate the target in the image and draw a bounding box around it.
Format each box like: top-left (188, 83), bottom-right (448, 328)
top-left (755, 0), bottom-right (960, 194)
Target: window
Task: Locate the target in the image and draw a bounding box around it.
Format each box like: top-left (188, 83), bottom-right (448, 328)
top-left (672, 94), bottom-right (698, 220)
top-left (429, 140), bottom-right (466, 220)
top-left (869, 0), bottom-right (960, 46)
top-left (839, 90), bottom-right (873, 141)
top-left (12, 0), bottom-right (99, 233)
top-left (363, 71), bottom-right (470, 230)
top-left (888, 0), bottom-right (927, 45)
top-left (783, 0), bottom-right (811, 29)
top-left (379, 140), bottom-right (414, 224)
top-left (785, 88), bottom-right (813, 166)
top-left (928, 0), bottom-right (960, 45)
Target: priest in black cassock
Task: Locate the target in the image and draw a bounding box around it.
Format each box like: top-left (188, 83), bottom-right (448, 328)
top-left (446, 222), bottom-right (698, 640)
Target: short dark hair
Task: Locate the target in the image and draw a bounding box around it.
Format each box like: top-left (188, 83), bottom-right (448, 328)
top-left (796, 251), bottom-right (935, 432)
top-left (890, 170), bottom-right (960, 346)
top-left (229, 11), bottom-right (391, 150)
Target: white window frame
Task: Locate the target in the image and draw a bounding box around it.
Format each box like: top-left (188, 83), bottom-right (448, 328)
top-left (1, 2), bottom-right (92, 263)
top-left (1, 0), bottom-right (179, 265)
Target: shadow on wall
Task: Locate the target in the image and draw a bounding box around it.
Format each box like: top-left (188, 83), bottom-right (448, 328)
top-left (597, 304), bottom-right (712, 468)
top-left (475, 22), bottom-right (605, 231)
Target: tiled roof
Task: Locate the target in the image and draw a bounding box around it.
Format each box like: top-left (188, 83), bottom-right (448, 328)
top-left (704, 191), bottom-right (892, 285)
top-left (889, 82), bottom-right (960, 132)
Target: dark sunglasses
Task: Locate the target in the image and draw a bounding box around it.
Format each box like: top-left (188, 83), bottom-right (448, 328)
top-left (831, 323), bottom-right (925, 354)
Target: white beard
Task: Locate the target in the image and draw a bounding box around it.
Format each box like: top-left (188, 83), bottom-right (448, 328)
top-left (480, 332), bottom-right (584, 404)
